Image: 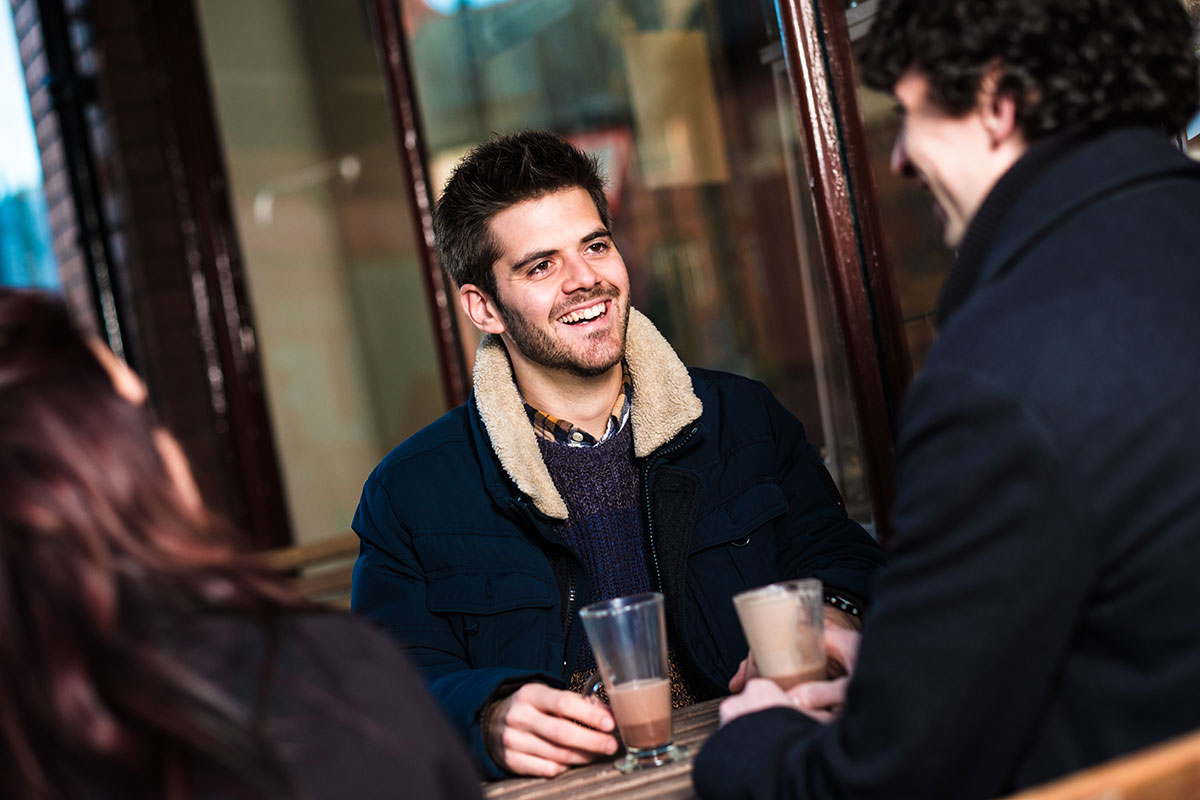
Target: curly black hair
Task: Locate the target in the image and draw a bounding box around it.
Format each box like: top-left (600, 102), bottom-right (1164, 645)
top-left (857, 0), bottom-right (1199, 139)
top-left (433, 130), bottom-right (610, 298)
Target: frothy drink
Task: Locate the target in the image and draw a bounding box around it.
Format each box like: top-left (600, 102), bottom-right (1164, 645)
top-left (608, 677), bottom-right (672, 749)
top-left (734, 583), bottom-right (825, 690)
top-left (765, 662), bottom-right (827, 691)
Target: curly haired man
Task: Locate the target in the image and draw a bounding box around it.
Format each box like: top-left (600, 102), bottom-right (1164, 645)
top-left (696, 1), bottom-right (1200, 798)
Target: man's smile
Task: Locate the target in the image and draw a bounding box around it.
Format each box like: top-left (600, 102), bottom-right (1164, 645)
top-left (557, 299), bottom-right (609, 326)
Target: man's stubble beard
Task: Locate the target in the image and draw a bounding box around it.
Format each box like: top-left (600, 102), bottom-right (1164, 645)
top-left (495, 289), bottom-right (629, 379)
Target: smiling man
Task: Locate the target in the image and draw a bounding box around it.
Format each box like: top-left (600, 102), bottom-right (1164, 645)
top-left (349, 130), bottom-right (885, 778)
top-left (695, 1), bottom-right (1200, 799)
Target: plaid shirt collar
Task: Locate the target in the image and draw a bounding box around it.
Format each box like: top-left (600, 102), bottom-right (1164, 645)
top-left (525, 361), bottom-right (632, 447)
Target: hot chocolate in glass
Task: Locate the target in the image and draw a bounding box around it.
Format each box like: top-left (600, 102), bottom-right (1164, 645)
top-left (579, 593), bottom-right (688, 772)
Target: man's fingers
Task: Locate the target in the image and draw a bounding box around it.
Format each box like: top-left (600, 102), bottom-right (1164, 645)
top-left (728, 652), bottom-right (762, 693)
top-left (526, 711), bottom-right (619, 756)
top-left (796, 705), bottom-right (838, 724)
top-left (728, 658), bottom-right (749, 692)
top-left (489, 683), bottom-right (619, 778)
top-left (523, 685), bottom-right (616, 732)
top-left (501, 749), bottom-right (569, 778)
top-left (824, 628), bottom-right (862, 677)
top-left (553, 692), bottom-right (616, 733)
top-left (793, 677), bottom-right (849, 712)
top-left (718, 678), bottom-right (792, 726)
top-left (501, 726), bottom-right (610, 766)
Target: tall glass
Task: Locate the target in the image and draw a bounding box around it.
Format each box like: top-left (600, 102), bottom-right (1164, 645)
top-left (733, 578), bottom-right (826, 690)
top-left (578, 593), bottom-right (688, 772)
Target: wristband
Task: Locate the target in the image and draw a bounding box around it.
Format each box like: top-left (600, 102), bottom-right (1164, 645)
top-left (824, 591), bottom-right (863, 618)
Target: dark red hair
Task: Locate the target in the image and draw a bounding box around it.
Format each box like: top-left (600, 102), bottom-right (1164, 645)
top-left (0, 289), bottom-right (304, 798)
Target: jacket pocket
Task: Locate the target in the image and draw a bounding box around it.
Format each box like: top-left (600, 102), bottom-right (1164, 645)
top-left (691, 481), bottom-right (789, 554)
top-left (686, 482), bottom-right (790, 675)
top-left (426, 569), bottom-right (557, 615)
top-left (426, 569), bottom-right (557, 671)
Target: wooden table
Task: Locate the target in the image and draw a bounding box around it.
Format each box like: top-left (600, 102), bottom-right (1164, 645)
top-left (483, 698), bottom-right (722, 800)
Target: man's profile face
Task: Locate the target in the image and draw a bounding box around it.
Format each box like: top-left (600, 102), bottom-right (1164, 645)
top-left (486, 186), bottom-right (631, 378)
top-left (891, 69), bottom-right (996, 248)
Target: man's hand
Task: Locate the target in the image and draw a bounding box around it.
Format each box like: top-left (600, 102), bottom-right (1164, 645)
top-left (719, 674), bottom-right (851, 727)
top-left (727, 651), bottom-right (760, 693)
top-left (728, 623), bottom-right (864, 692)
top-left (823, 625), bottom-right (862, 680)
top-left (719, 677), bottom-right (793, 726)
top-left (789, 676), bottom-right (850, 723)
top-left (823, 605), bottom-right (862, 633)
top-left (484, 683), bottom-right (618, 777)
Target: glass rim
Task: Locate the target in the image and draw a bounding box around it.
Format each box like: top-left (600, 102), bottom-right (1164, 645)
top-left (732, 578), bottom-right (822, 605)
top-left (578, 591), bottom-right (663, 618)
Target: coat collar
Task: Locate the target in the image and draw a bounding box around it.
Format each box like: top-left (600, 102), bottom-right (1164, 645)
top-left (471, 307), bottom-right (703, 520)
top-left (939, 127), bottom-right (1200, 326)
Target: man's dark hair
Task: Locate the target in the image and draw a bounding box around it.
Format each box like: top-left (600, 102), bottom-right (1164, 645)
top-left (857, 0), bottom-right (1199, 139)
top-left (432, 130), bottom-right (611, 298)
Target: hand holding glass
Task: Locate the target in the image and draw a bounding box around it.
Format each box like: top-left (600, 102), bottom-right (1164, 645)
top-left (732, 578), bottom-right (825, 690)
top-left (578, 592), bottom-right (688, 772)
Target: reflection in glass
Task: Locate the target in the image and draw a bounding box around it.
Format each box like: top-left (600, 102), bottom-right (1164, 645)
top-left (404, 0), bottom-right (873, 522)
top-left (856, 84), bottom-right (951, 372)
top-left (846, 1), bottom-right (951, 373)
top-left (196, 0), bottom-right (443, 544)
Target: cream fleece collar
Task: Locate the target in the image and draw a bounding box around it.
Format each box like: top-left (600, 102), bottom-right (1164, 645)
top-left (472, 307), bottom-right (703, 520)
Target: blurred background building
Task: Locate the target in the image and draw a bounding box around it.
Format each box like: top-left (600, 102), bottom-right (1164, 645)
top-left (3, 0), bottom-right (1194, 550)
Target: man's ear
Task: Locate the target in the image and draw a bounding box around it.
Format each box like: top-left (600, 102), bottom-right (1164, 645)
top-left (982, 92), bottom-right (1018, 148)
top-left (978, 66), bottom-right (1019, 148)
top-left (459, 284), bottom-right (506, 335)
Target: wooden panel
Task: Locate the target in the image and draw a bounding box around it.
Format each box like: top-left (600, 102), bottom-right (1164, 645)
top-left (262, 532), bottom-right (360, 572)
top-left (261, 532), bottom-right (360, 608)
top-left (1004, 730), bottom-right (1200, 800)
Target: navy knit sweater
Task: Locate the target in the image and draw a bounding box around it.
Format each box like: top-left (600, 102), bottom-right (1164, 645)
top-left (538, 421), bottom-right (651, 672)
top-left (538, 422), bottom-right (696, 706)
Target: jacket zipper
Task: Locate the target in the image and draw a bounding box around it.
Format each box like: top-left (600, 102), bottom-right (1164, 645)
top-left (562, 566), bottom-right (576, 672)
top-left (640, 426), bottom-right (700, 593)
top-left (641, 425), bottom-right (730, 694)
top-left (508, 497), bottom-right (580, 675)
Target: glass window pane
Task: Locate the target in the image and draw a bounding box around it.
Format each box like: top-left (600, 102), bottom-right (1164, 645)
top-left (405, 0), bottom-right (874, 524)
top-left (0, 3), bottom-right (58, 290)
top-left (196, 0), bottom-right (443, 543)
top-left (848, 2), bottom-right (952, 374)
top-left (858, 84), bottom-right (950, 372)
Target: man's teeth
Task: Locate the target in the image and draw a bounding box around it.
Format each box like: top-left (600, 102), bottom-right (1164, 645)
top-left (559, 301), bottom-right (606, 325)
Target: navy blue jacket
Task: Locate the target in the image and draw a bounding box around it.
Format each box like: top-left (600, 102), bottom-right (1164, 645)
top-left (351, 310), bottom-right (884, 776)
top-left (695, 129), bottom-right (1200, 799)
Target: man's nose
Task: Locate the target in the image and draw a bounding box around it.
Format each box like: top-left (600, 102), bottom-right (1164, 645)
top-left (890, 129), bottom-right (914, 177)
top-left (562, 253), bottom-right (601, 292)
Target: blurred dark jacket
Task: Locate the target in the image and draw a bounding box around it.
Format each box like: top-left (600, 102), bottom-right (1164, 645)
top-left (695, 128), bottom-right (1200, 799)
top-left (174, 612), bottom-right (483, 799)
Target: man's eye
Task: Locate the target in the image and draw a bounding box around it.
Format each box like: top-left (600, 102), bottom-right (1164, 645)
top-left (587, 241), bottom-right (610, 254)
top-left (529, 261), bottom-right (551, 275)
